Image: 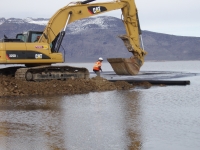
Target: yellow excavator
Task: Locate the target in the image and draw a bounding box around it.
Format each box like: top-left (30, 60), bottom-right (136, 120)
top-left (0, 0), bottom-right (147, 81)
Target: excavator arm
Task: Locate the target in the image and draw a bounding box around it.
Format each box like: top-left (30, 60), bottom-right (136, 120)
top-left (40, 0), bottom-right (147, 75)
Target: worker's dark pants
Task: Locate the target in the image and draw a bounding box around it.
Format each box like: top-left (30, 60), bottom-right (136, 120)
top-left (93, 70), bottom-right (100, 77)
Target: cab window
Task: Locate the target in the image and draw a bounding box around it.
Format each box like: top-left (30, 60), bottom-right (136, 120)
top-left (31, 33), bottom-right (42, 42)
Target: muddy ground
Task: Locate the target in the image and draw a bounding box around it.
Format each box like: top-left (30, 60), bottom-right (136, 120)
top-left (0, 75), bottom-right (152, 97)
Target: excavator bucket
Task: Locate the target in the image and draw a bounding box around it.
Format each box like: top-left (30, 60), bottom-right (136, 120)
top-left (107, 35), bottom-right (144, 75)
top-left (107, 57), bottom-right (142, 75)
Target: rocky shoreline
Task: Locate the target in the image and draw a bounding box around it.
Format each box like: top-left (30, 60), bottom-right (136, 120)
top-left (0, 75), bottom-right (152, 97)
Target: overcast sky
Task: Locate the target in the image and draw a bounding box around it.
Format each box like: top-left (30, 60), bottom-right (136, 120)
top-left (1, 0), bottom-right (200, 37)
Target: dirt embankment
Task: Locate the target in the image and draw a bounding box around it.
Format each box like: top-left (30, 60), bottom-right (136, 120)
top-left (0, 75), bottom-right (152, 97)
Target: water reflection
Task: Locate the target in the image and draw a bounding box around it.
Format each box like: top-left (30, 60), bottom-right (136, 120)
top-left (120, 91), bottom-right (143, 150)
top-left (0, 96), bottom-right (65, 150)
top-left (1, 86), bottom-right (199, 150)
top-left (62, 92), bottom-right (130, 150)
top-left (0, 91), bottom-right (144, 150)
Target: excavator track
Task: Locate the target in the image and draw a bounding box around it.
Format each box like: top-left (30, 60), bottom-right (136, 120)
top-left (14, 65), bottom-right (89, 81)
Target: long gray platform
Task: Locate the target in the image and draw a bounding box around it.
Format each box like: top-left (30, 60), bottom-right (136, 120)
top-left (89, 71), bottom-right (199, 85)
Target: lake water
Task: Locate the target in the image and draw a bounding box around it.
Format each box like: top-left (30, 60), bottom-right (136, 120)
top-left (0, 61), bottom-right (200, 150)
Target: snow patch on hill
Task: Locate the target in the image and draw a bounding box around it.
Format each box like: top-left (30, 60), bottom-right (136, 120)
top-left (0, 16), bottom-right (121, 33)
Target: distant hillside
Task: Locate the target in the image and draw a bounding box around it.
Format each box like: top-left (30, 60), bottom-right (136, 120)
top-left (0, 16), bottom-right (200, 62)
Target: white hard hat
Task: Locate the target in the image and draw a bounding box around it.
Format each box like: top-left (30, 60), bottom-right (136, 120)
top-left (99, 57), bottom-right (103, 61)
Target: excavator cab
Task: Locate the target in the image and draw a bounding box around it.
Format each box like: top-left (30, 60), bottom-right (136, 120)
top-left (16, 31), bottom-right (43, 42)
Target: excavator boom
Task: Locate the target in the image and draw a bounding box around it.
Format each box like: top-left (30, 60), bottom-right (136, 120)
top-left (39, 0), bottom-right (147, 75)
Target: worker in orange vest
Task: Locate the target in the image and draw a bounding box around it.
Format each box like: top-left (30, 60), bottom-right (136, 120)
top-left (93, 57), bottom-right (103, 76)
